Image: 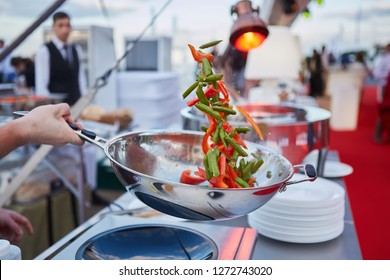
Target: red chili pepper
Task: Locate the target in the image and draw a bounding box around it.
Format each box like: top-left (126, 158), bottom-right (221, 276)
top-left (188, 44), bottom-right (214, 63)
top-left (180, 169), bottom-right (207, 185)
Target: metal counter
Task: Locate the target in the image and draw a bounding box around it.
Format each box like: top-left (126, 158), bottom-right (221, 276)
top-left (36, 152), bottom-right (362, 260)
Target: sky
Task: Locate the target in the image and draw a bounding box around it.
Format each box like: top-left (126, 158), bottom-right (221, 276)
top-left (0, 0), bottom-right (389, 60)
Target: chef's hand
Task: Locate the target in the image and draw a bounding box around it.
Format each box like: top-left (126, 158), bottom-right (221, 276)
top-left (20, 103), bottom-right (84, 146)
top-left (0, 208), bottom-right (34, 243)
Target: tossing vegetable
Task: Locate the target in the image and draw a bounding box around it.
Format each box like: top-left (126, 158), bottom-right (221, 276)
top-left (180, 41), bottom-right (264, 188)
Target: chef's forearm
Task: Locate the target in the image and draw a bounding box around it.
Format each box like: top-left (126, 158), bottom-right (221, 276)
top-left (0, 119), bottom-right (27, 159)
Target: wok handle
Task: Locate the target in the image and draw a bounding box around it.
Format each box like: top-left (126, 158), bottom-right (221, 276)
top-left (13, 111), bottom-right (108, 150)
top-left (67, 122), bottom-right (107, 150)
top-left (280, 164), bottom-right (317, 192)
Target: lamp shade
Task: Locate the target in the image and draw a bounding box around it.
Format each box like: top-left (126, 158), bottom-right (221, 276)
top-left (245, 26), bottom-right (302, 80)
top-left (229, 0), bottom-right (269, 52)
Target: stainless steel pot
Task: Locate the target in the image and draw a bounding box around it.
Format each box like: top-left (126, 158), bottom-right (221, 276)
top-left (74, 129), bottom-right (316, 221)
top-left (181, 103), bottom-right (331, 174)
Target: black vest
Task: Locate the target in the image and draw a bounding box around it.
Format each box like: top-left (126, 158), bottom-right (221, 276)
top-left (46, 41), bottom-right (81, 105)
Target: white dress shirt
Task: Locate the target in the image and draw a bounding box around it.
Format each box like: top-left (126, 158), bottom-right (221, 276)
top-left (373, 52), bottom-right (390, 88)
top-left (35, 35), bottom-right (87, 96)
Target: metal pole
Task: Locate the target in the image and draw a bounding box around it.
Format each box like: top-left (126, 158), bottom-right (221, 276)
top-left (0, 0), bottom-right (67, 62)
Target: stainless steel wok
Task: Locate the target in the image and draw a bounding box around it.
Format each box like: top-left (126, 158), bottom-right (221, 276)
top-left (74, 128), bottom-right (316, 221)
top-left (13, 111), bottom-right (317, 221)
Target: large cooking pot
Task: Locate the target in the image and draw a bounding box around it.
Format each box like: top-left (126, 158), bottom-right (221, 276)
top-left (181, 103), bottom-right (331, 173)
top-left (73, 129), bottom-right (316, 221)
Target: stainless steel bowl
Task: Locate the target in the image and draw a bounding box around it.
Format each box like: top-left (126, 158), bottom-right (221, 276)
top-left (75, 130), bottom-right (316, 221)
top-left (181, 103), bottom-right (331, 168)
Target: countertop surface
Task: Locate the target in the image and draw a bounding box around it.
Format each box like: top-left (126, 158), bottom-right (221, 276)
top-left (36, 152), bottom-right (362, 260)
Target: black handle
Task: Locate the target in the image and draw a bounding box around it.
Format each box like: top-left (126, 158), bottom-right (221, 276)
top-left (305, 164), bottom-right (317, 178)
top-left (67, 122), bottom-right (96, 140)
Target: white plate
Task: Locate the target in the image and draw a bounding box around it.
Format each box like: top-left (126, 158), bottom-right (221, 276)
top-left (302, 150), bottom-right (353, 178)
top-left (248, 216), bottom-right (344, 243)
top-left (270, 174), bottom-right (345, 207)
top-left (321, 161), bottom-right (354, 178)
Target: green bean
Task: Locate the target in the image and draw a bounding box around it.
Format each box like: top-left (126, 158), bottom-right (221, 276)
top-left (207, 149), bottom-right (220, 177)
top-left (198, 74), bottom-right (223, 83)
top-left (239, 158), bottom-right (246, 173)
top-left (224, 134), bottom-right (248, 157)
top-left (229, 150), bottom-right (239, 168)
top-left (200, 125), bottom-right (208, 132)
top-left (228, 130), bottom-right (237, 138)
top-left (199, 40), bottom-right (223, 49)
top-left (212, 125), bottom-right (220, 143)
top-left (196, 85), bottom-right (209, 105)
top-left (203, 156), bottom-right (212, 180)
top-left (251, 159), bottom-right (264, 174)
top-left (201, 58), bottom-right (212, 76)
top-left (211, 94), bottom-right (219, 103)
top-left (242, 161), bottom-right (255, 181)
top-left (212, 81), bottom-right (218, 90)
top-left (195, 103), bottom-right (222, 120)
top-left (212, 106), bottom-right (237, 115)
top-left (182, 81), bottom-right (199, 99)
top-left (235, 127), bottom-right (251, 133)
top-left (235, 177), bottom-right (251, 188)
top-left (219, 129), bottom-right (228, 147)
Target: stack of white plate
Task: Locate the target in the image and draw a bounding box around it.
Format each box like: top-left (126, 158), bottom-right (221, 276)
top-left (248, 174), bottom-right (345, 243)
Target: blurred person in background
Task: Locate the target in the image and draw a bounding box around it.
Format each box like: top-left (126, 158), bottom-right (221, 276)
top-left (10, 56), bottom-right (35, 93)
top-left (35, 11), bottom-right (103, 205)
top-left (373, 43), bottom-right (390, 143)
top-left (308, 49), bottom-right (324, 97)
top-left (0, 39), bottom-right (16, 83)
top-left (35, 11), bottom-right (86, 105)
top-left (0, 103), bottom-right (84, 242)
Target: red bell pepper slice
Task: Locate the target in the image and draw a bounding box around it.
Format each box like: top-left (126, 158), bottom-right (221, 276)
top-left (217, 81), bottom-right (229, 100)
top-left (180, 169), bottom-right (207, 185)
top-left (236, 105), bottom-right (264, 140)
top-left (185, 86), bottom-right (220, 107)
top-left (194, 167), bottom-right (207, 179)
top-left (188, 44), bottom-right (214, 63)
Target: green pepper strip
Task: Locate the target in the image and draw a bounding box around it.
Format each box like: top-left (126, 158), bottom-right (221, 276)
top-left (195, 103), bottom-right (222, 120)
top-left (224, 135), bottom-right (248, 157)
top-left (198, 74), bottom-right (223, 83)
top-left (196, 85), bottom-right (209, 105)
top-left (235, 177), bottom-right (251, 188)
top-left (212, 106), bottom-right (237, 115)
top-left (199, 40), bottom-right (223, 49)
top-left (203, 156), bottom-right (212, 180)
top-left (207, 149), bottom-right (220, 177)
top-left (251, 159), bottom-right (264, 174)
top-left (235, 127), bottom-right (251, 133)
top-left (201, 58), bottom-right (212, 76)
top-left (182, 81), bottom-right (199, 99)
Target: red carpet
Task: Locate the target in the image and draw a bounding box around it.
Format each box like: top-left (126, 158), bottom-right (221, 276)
top-left (329, 85), bottom-right (390, 260)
